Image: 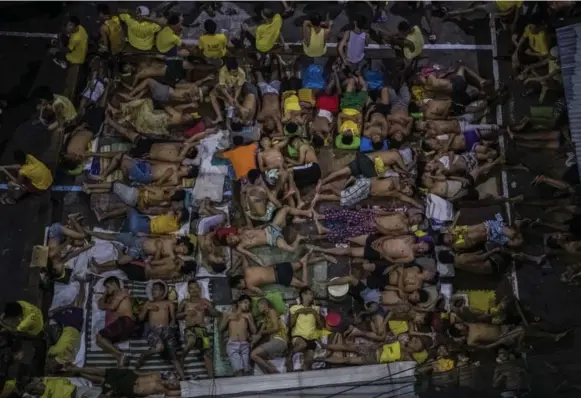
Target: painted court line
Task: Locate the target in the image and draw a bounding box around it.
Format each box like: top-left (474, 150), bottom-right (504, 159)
top-left (490, 15), bottom-right (519, 300)
top-left (0, 184), bottom-right (82, 192)
top-left (0, 30), bottom-right (493, 51)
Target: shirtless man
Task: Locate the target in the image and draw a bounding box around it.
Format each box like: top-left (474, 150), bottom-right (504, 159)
top-left (96, 277), bottom-right (136, 367)
top-left (219, 295), bottom-right (257, 376)
top-left (230, 250), bottom-right (326, 294)
top-left (423, 127), bottom-right (499, 158)
top-left (256, 64), bottom-right (283, 137)
top-left (92, 153), bottom-right (198, 185)
top-left (319, 150), bottom-right (410, 185)
top-left (310, 234), bottom-right (432, 264)
top-left (65, 364), bottom-right (182, 396)
top-left (242, 169), bottom-right (283, 226)
top-left (222, 205), bottom-right (310, 266)
top-left (86, 230), bottom-right (194, 261)
top-left (286, 136), bottom-right (322, 191)
top-left (104, 115), bottom-right (207, 163)
top-left (439, 217), bottom-right (524, 250)
top-left (83, 182), bottom-right (186, 216)
top-left (311, 175), bottom-right (422, 209)
top-left (387, 264), bottom-right (436, 294)
top-left (386, 84), bottom-right (413, 142)
top-left (47, 213), bottom-right (92, 280)
top-left (123, 75), bottom-right (214, 105)
top-left (136, 281), bottom-right (183, 379)
top-left (258, 137), bottom-right (289, 195)
top-left (233, 83), bottom-right (258, 125)
top-left (177, 280), bottom-right (221, 377)
top-left (61, 123), bottom-right (94, 170)
top-left (416, 119), bottom-right (498, 140)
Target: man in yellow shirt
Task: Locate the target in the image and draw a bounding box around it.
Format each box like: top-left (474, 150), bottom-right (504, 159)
top-left (0, 150), bottom-right (53, 204)
top-left (210, 58), bottom-right (247, 123)
top-left (97, 4), bottom-right (125, 55)
top-left (125, 208), bottom-right (188, 235)
top-left (198, 19), bottom-right (229, 65)
top-left (512, 15), bottom-right (549, 71)
top-left (288, 287), bottom-right (324, 371)
top-left (119, 6), bottom-right (161, 51)
top-left (156, 14), bottom-right (191, 57)
top-left (0, 300), bottom-right (44, 336)
top-left (52, 16), bottom-right (88, 69)
top-left (235, 8), bottom-right (287, 55)
top-left (37, 86), bottom-right (77, 130)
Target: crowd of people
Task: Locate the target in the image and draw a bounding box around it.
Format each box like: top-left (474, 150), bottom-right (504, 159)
top-left (0, 1), bottom-right (577, 397)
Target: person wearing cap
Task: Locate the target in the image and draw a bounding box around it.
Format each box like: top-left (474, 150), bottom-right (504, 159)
top-left (210, 58), bottom-right (247, 123)
top-left (119, 6), bottom-right (162, 51)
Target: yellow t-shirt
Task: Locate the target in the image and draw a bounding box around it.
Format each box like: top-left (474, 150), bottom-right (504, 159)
top-left (298, 88), bottom-right (315, 105)
top-left (303, 27), bottom-right (326, 57)
top-left (523, 24), bottom-right (549, 56)
top-left (15, 300), bottom-right (44, 336)
top-left (256, 14), bottom-right (283, 52)
top-left (150, 213), bottom-right (180, 234)
top-left (119, 14), bottom-right (161, 51)
top-left (156, 26), bottom-right (182, 53)
top-left (198, 33), bottom-right (228, 58)
top-left (404, 26), bottom-right (424, 60)
top-left (19, 155), bottom-right (53, 191)
top-left (103, 17), bottom-right (124, 54)
top-left (496, 0), bottom-right (523, 13)
top-left (290, 304), bottom-right (320, 340)
top-left (53, 94), bottom-right (77, 122)
top-left (412, 350), bottom-right (429, 364)
top-left (379, 341), bottom-right (402, 363)
top-left (218, 66), bottom-right (246, 88)
top-left (284, 94), bottom-right (301, 116)
top-left (388, 320), bottom-right (409, 336)
top-left (42, 377), bottom-right (75, 398)
top-left (340, 120), bottom-right (360, 136)
top-left (435, 358), bottom-right (455, 373)
top-left (48, 326), bottom-right (81, 364)
top-left (66, 25), bottom-right (88, 64)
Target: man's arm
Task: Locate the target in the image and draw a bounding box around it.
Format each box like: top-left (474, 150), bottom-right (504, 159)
top-left (338, 31), bottom-right (349, 64)
top-left (154, 168), bottom-right (174, 186)
top-left (245, 285), bottom-right (266, 296)
top-left (235, 244), bottom-right (264, 266)
top-left (302, 21), bottom-right (311, 45)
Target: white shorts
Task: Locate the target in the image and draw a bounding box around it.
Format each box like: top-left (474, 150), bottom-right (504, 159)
top-left (340, 177), bottom-right (371, 207)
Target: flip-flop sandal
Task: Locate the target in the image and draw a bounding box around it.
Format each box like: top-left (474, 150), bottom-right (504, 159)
top-left (0, 196), bottom-right (16, 205)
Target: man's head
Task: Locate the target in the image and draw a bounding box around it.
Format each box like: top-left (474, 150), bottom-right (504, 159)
top-left (204, 19), bottom-right (217, 34)
top-left (174, 208), bottom-right (190, 225)
top-left (354, 15), bottom-right (367, 30)
top-left (187, 280), bottom-right (202, 298)
top-left (13, 150), bottom-right (26, 165)
top-left (370, 133), bottom-right (384, 149)
top-left (247, 168), bottom-right (261, 184)
top-left (310, 13), bottom-right (322, 27)
top-left (341, 133), bottom-right (354, 146)
top-left (397, 20), bottom-right (412, 35)
top-left (167, 14), bottom-right (181, 30)
top-left (528, 14), bottom-right (545, 33)
top-left (26, 379), bottom-right (46, 396)
top-left (437, 250), bottom-right (455, 264)
top-left (260, 136), bottom-right (273, 149)
top-left (422, 139), bottom-right (440, 153)
top-left (436, 344), bottom-right (451, 357)
top-left (263, 116), bottom-right (276, 132)
top-left (3, 302), bottom-right (22, 322)
top-left (400, 183), bottom-right (415, 197)
top-left (408, 336), bottom-right (424, 352)
top-left (261, 8), bottom-right (275, 21)
top-left (257, 297), bottom-right (271, 314)
top-left (299, 286), bottom-right (314, 305)
top-left (232, 135), bottom-right (245, 147)
top-left (185, 146), bottom-right (199, 160)
top-left (152, 281), bottom-right (166, 300)
top-left (37, 86), bottom-right (54, 105)
top-left (408, 212), bottom-right (424, 226)
top-left (285, 122), bottom-right (299, 135)
top-left (179, 165), bottom-right (199, 179)
top-left (229, 274), bottom-right (246, 289)
top-left (174, 237), bottom-right (195, 255)
top-left (170, 189), bottom-right (186, 202)
top-left (237, 294), bottom-right (251, 312)
top-left (66, 16), bottom-right (81, 34)
top-left (413, 240), bottom-right (433, 255)
top-left (225, 234), bottom-right (241, 246)
top-left (449, 324), bottom-right (468, 339)
top-left (180, 260), bottom-right (197, 276)
top-left (97, 4), bottom-right (111, 19)
top-left (103, 276), bottom-right (121, 294)
top-left (437, 233), bottom-right (453, 246)
top-left (225, 57), bottom-right (239, 73)
top-left (408, 289), bottom-right (430, 305)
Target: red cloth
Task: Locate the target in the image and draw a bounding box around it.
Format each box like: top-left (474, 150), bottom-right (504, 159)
top-left (316, 94), bottom-right (339, 114)
top-left (215, 226), bottom-right (238, 241)
top-left (326, 312), bottom-right (341, 327)
top-left (183, 120), bottom-right (205, 138)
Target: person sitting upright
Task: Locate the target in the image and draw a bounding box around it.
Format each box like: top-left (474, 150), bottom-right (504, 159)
top-left (37, 86), bottom-right (77, 130)
top-left (119, 6), bottom-right (161, 51)
top-left (198, 19), bottom-right (229, 65)
top-left (51, 16), bottom-right (88, 69)
top-left (302, 13), bottom-right (333, 60)
top-left (210, 58), bottom-right (247, 123)
top-left (156, 14), bottom-right (192, 57)
top-left (0, 150), bottom-right (53, 205)
top-left (97, 4), bottom-right (125, 55)
top-left (0, 300), bottom-right (44, 337)
top-left (512, 15), bottom-right (550, 72)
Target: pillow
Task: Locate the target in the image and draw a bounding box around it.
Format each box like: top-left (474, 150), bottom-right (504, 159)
top-left (335, 134), bottom-right (360, 150)
top-left (252, 291), bottom-right (286, 317)
top-left (360, 137), bottom-right (388, 152)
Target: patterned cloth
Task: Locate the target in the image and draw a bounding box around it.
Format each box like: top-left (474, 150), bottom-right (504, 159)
top-left (340, 177), bottom-right (371, 207)
top-left (323, 208), bottom-right (376, 243)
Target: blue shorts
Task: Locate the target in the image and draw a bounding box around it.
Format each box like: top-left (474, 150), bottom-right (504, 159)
top-left (48, 223), bottom-right (64, 242)
top-left (127, 209), bottom-right (151, 234)
top-left (128, 160), bottom-right (153, 184)
top-left (115, 232), bottom-right (145, 259)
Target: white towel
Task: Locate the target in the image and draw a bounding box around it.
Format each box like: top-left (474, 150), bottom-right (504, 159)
top-left (193, 173), bottom-right (226, 203)
top-left (199, 130), bottom-right (230, 175)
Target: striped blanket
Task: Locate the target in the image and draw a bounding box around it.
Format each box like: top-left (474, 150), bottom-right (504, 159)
top-left (84, 278), bottom-right (214, 379)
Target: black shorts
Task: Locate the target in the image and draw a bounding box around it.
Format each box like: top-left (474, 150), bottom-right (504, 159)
top-left (363, 234), bottom-right (382, 261)
top-left (463, 184), bottom-right (480, 201)
top-left (129, 137), bottom-right (160, 158)
top-left (281, 77), bottom-right (302, 93)
top-left (294, 336), bottom-right (317, 351)
top-left (348, 152), bottom-right (376, 178)
top-left (293, 163), bottom-right (322, 189)
top-left (450, 75), bottom-right (467, 94)
top-left (274, 262), bottom-right (294, 286)
top-left (102, 369), bottom-right (139, 397)
top-left (118, 263), bottom-right (147, 281)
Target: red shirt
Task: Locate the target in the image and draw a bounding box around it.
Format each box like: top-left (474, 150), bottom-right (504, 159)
top-left (184, 120), bottom-right (205, 138)
top-left (215, 226), bottom-right (238, 241)
top-left (316, 94), bottom-right (339, 114)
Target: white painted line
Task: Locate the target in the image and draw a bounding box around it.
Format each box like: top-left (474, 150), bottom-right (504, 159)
top-left (490, 15), bottom-right (519, 300)
top-left (0, 31), bottom-right (57, 39)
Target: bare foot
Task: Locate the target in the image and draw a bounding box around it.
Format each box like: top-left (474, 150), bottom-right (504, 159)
top-left (314, 218), bottom-right (327, 235)
top-left (90, 174), bottom-right (105, 182)
top-left (309, 193), bottom-right (320, 211)
top-left (297, 199), bottom-right (307, 209)
top-left (315, 180), bottom-right (323, 193)
top-left (282, 188), bottom-right (296, 201)
top-left (321, 253), bottom-right (338, 264)
top-left (510, 194), bottom-right (524, 203)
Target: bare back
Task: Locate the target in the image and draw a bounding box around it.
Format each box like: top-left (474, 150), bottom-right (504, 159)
top-left (244, 266), bottom-right (276, 287)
